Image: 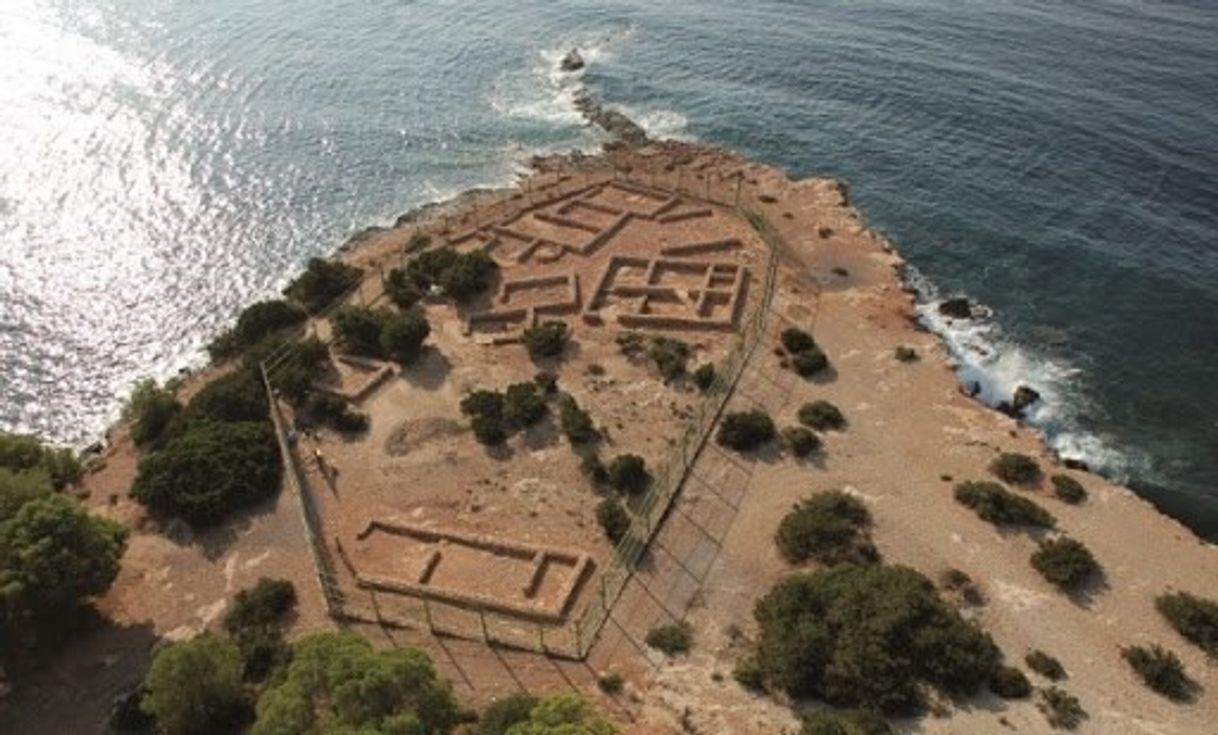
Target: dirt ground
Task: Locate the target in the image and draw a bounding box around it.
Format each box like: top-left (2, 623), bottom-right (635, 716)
top-left (5, 144), bottom-right (1217, 735)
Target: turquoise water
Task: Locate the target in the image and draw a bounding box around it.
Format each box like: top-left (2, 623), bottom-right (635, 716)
top-left (2, 1), bottom-right (1216, 537)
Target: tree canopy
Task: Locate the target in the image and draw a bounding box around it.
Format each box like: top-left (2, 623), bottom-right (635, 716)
top-left (142, 635), bottom-right (248, 735)
top-left (502, 694), bottom-right (617, 735)
top-left (0, 431), bottom-right (82, 489)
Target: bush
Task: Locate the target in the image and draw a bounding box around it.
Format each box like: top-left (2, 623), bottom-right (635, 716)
top-left (798, 401), bottom-right (845, 431)
top-left (733, 656), bottom-right (764, 692)
top-left (284, 257), bottom-right (362, 314)
top-left (753, 564), bottom-right (1000, 713)
top-left (775, 491), bottom-right (874, 566)
top-left (0, 494), bottom-right (127, 640)
top-left (406, 246), bottom-right (458, 289)
top-left (182, 369), bottom-right (269, 426)
top-left (503, 382), bottom-right (547, 428)
top-left (472, 416), bottom-right (507, 446)
top-left (990, 452), bottom-right (1041, 485)
top-left (781, 328), bottom-right (817, 354)
top-left (208, 300), bottom-right (307, 359)
top-left (616, 331), bottom-right (645, 356)
top-left (648, 337), bottom-right (690, 382)
top-left (461, 390), bottom-right (505, 421)
top-left (331, 305), bottom-right (390, 357)
top-left (384, 266), bottom-right (423, 310)
top-left (223, 578), bottom-right (296, 682)
top-left (607, 454), bottom-right (650, 494)
top-left (988, 666), bottom-right (1032, 699)
top-left (123, 379), bottom-right (181, 446)
top-left (476, 693), bottom-right (538, 735)
top-left (597, 673), bottom-right (624, 695)
top-left (1038, 686), bottom-right (1086, 730)
top-left (596, 498), bottom-right (631, 544)
top-left (1122, 644), bottom-right (1194, 701)
top-left (954, 481), bottom-right (1055, 528)
top-left (521, 321), bottom-right (569, 359)
top-left (1030, 537), bottom-right (1099, 590)
top-left (692, 363), bottom-right (716, 393)
top-left (1026, 649), bottom-right (1066, 681)
top-left (490, 694), bottom-right (616, 735)
top-left (304, 393), bottom-right (368, 433)
top-left (645, 621), bottom-right (693, 656)
top-left (580, 453), bottom-right (608, 484)
top-left (249, 336), bottom-right (330, 405)
top-left (894, 346), bottom-right (919, 363)
top-left (782, 426), bottom-right (821, 457)
top-left (0, 432), bottom-right (82, 489)
top-left (1156, 591), bottom-right (1218, 654)
top-left (534, 371), bottom-right (558, 394)
top-left (1050, 474), bottom-right (1087, 504)
top-left (0, 467), bottom-right (52, 521)
top-left (142, 635), bottom-right (248, 735)
top-left (792, 347), bottom-right (830, 377)
top-left (440, 250), bottom-right (498, 301)
top-left (559, 395), bottom-right (599, 444)
top-left (131, 421), bottom-right (281, 525)
top-left (251, 632), bottom-right (458, 735)
top-left (379, 308), bottom-right (431, 363)
top-left (801, 710), bottom-right (892, 735)
top-left (716, 410), bottom-right (776, 451)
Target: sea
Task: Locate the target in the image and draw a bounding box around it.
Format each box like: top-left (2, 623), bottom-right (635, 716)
top-left (2, 0), bottom-right (1216, 539)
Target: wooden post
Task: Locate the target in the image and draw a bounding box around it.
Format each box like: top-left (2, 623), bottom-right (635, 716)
top-left (479, 610), bottom-right (489, 643)
top-left (735, 176), bottom-right (742, 208)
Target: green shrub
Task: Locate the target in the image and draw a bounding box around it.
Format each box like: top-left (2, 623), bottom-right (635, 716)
top-left (616, 331), bottom-right (645, 356)
top-left (0, 432), bottom-right (82, 489)
top-left (781, 328), bottom-right (817, 354)
top-left (533, 371), bottom-right (558, 394)
top-left (440, 250), bottom-right (498, 301)
top-left (798, 401), bottom-right (845, 431)
top-left (988, 666), bottom-right (1032, 699)
top-left (782, 426), bottom-right (821, 457)
top-left (1155, 591), bottom-right (1218, 654)
top-left (247, 336), bottom-right (330, 405)
top-left (385, 266), bottom-right (423, 310)
top-left (1122, 644), bottom-right (1194, 701)
top-left (753, 564), bottom-right (1000, 713)
top-left (775, 491), bottom-right (874, 566)
top-left (894, 346), bottom-right (919, 363)
top-left (461, 390), bottom-right (504, 421)
top-left (304, 393), bottom-right (368, 433)
top-left (559, 396), bottom-right (599, 444)
top-left (596, 498), bottom-right (631, 544)
top-left (503, 382), bottom-right (547, 427)
top-left (0, 467), bottom-right (52, 521)
top-left (123, 379), bottom-right (181, 446)
top-left (250, 632), bottom-right (458, 735)
top-left (693, 363), bottom-right (716, 393)
top-left (990, 452), bottom-right (1041, 485)
top-left (645, 621), bottom-right (693, 656)
top-left (208, 300), bottom-right (307, 359)
top-left (580, 453), bottom-right (608, 484)
top-left (331, 305), bottom-right (390, 357)
top-left (223, 578), bottom-right (296, 681)
top-left (648, 337), bottom-right (690, 382)
top-left (1026, 649), bottom-right (1067, 681)
top-left (379, 308), bottom-right (431, 363)
top-left (597, 673), bottom-right (624, 695)
top-left (608, 454), bottom-right (650, 494)
top-left (954, 481), bottom-right (1055, 528)
top-left (801, 710), bottom-right (892, 735)
top-left (1038, 686), bottom-right (1086, 730)
top-left (131, 421), bottom-right (281, 525)
top-left (733, 655), bottom-right (764, 692)
top-left (476, 693), bottom-right (538, 735)
top-left (406, 246), bottom-right (457, 288)
top-left (1050, 474), bottom-right (1087, 504)
top-left (181, 369), bottom-right (269, 426)
top-left (284, 257), bottom-right (362, 314)
top-left (487, 694), bottom-right (614, 735)
top-left (521, 320), bottom-right (569, 359)
top-left (1030, 537), bottom-right (1099, 590)
top-left (716, 410), bottom-right (776, 451)
top-left (142, 635), bottom-right (249, 735)
top-left (472, 416), bottom-right (507, 446)
top-left (792, 347), bottom-right (830, 377)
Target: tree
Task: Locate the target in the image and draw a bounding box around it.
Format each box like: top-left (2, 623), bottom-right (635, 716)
top-left (716, 410), bottom-right (776, 451)
top-left (522, 321), bottom-right (569, 360)
top-left (503, 694), bottom-right (616, 735)
top-left (385, 267), bottom-right (423, 310)
top-left (208, 300), bottom-right (307, 360)
top-left (801, 710), bottom-right (892, 735)
top-left (131, 421), bottom-right (281, 525)
top-left (693, 363), bottom-right (716, 393)
top-left (0, 467), bottom-right (52, 521)
top-left (607, 454), bottom-right (649, 494)
top-left (123, 379), bottom-right (181, 446)
top-left (331, 305), bottom-right (389, 358)
top-left (223, 578), bottom-right (297, 682)
top-left (440, 250), bottom-right (498, 302)
top-left (284, 258), bottom-right (362, 314)
top-left (775, 492), bottom-right (875, 566)
top-left (752, 564), bottom-right (1000, 713)
top-left (478, 694), bottom-right (538, 735)
top-left (645, 622), bottom-right (693, 656)
top-left (142, 635), bottom-right (248, 735)
top-left (1030, 537), bottom-right (1099, 590)
top-left (792, 347), bottom-right (830, 377)
top-left (648, 337), bottom-right (690, 382)
top-left (781, 328), bottom-right (817, 354)
top-left (251, 632), bottom-right (458, 735)
top-left (1122, 644), bottom-right (1195, 701)
top-left (182, 369), bottom-right (268, 426)
top-left (503, 383), bottom-right (547, 427)
top-left (782, 426), bottom-right (820, 457)
top-left (596, 498), bottom-right (630, 544)
top-left (380, 309), bottom-right (431, 363)
top-left (798, 401), bottom-right (845, 431)
top-left (1050, 474), bottom-right (1087, 504)
top-left (0, 432), bottom-right (82, 489)
top-left (406, 247), bottom-right (460, 290)
top-left (0, 494), bottom-right (126, 632)
top-left (559, 396), bottom-right (598, 444)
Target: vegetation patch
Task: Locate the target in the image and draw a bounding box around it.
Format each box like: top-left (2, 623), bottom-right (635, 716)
top-left (303, 393), bottom-right (369, 434)
top-left (208, 300), bottom-right (307, 359)
top-left (521, 320), bottom-right (569, 359)
top-left (502, 382), bottom-right (547, 428)
top-left (645, 621), bottom-right (693, 656)
top-left (781, 327), bottom-right (817, 354)
top-left (558, 395), bottom-right (599, 444)
top-left (123, 379), bottom-right (181, 447)
top-left (1050, 474), bottom-right (1087, 504)
top-left (716, 409), bottom-right (776, 451)
top-left (1038, 686), bottom-right (1086, 730)
top-left (330, 306), bottom-right (430, 363)
top-left (751, 564), bottom-right (1000, 713)
top-left (0, 431), bottom-right (82, 489)
top-left (780, 328), bottom-right (830, 377)
top-left (693, 363), bottom-right (716, 393)
top-left (141, 635), bottom-right (250, 735)
top-left (894, 346), bottom-right (919, 363)
top-left (607, 454), bottom-right (650, 495)
top-left (222, 578), bottom-right (296, 681)
top-left (775, 491), bottom-right (875, 566)
top-left (475, 693), bottom-right (537, 735)
top-left (782, 426), bottom-right (821, 457)
top-left (1155, 590), bottom-right (1218, 654)
top-left (1122, 644), bottom-right (1195, 701)
top-left (648, 336), bottom-right (690, 382)
top-left (989, 452), bottom-right (1042, 485)
top-left (954, 481), bottom-right (1055, 529)
top-left (404, 246), bottom-right (498, 302)
top-left (1026, 649), bottom-right (1067, 681)
top-left (596, 497), bottom-right (631, 544)
top-left (284, 257), bottom-right (362, 314)
top-left (800, 710), bottom-right (892, 735)
top-left (798, 400), bottom-right (845, 431)
top-left (988, 666), bottom-right (1032, 699)
top-left (1030, 537), bottom-right (1099, 590)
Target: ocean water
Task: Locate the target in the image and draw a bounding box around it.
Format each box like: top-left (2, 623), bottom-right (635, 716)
top-left (2, 1), bottom-right (1216, 537)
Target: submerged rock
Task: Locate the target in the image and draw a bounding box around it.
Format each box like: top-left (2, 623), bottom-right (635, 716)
top-left (1012, 385), bottom-right (1041, 413)
top-left (938, 297), bottom-right (973, 319)
top-left (560, 49), bottom-right (585, 72)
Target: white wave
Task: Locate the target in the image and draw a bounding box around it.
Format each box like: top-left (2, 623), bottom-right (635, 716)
top-left (617, 105), bottom-right (694, 141)
top-left (903, 264), bottom-right (1145, 481)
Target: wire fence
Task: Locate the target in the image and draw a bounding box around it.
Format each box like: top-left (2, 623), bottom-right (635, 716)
top-left (260, 160), bottom-right (785, 659)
